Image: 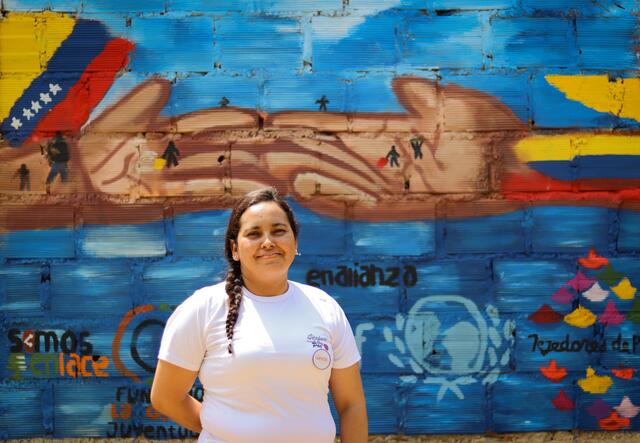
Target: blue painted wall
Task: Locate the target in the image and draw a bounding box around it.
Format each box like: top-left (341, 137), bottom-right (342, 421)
top-left (2, 206), bottom-right (640, 437)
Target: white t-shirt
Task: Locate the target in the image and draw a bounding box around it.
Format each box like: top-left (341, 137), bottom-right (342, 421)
top-left (157, 280), bottom-right (361, 443)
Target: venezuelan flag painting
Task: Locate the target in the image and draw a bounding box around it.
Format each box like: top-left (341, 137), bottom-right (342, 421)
top-left (0, 12), bottom-right (133, 147)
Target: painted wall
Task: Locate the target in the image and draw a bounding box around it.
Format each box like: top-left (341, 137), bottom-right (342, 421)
top-left (0, 0), bottom-right (639, 439)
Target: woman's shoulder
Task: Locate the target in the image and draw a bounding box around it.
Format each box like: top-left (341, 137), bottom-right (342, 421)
top-left (290, 281), bottom-right (342, 310)
top-left (178, 281), bottom-right (228, 312)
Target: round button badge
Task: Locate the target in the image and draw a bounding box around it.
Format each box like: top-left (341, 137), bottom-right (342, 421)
top-left (312, 349), bottom-right (331, 370)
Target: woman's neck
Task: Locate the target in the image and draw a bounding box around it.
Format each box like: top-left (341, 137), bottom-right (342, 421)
top-left (242, 276), bottom-right (289, 297)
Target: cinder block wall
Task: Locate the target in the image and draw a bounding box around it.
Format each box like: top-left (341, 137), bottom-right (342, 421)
top-left (0, 0), bottom-right (639, 440)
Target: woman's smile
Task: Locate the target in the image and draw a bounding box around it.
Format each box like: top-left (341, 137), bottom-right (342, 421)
top-left (257, 251), bottom-right (282, 259)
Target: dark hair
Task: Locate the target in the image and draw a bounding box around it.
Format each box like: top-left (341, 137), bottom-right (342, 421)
top-left (223, 187), bottom-right (299, 354)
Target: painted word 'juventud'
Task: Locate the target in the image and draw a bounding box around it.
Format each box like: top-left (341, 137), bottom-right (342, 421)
top-left (106, 422), bottom-right (198, 439)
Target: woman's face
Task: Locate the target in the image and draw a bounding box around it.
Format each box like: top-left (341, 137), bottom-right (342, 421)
top-left (231, 201), bottom-right (297, 293)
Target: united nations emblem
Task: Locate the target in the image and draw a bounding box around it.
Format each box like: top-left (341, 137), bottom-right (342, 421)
top-left (385, 296), bottom-right (514, 401)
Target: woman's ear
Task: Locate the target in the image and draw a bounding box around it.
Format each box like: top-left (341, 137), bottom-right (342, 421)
top-left (230, 240), bottom-right (239, 261)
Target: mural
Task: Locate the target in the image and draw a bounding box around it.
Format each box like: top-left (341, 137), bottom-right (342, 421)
top-left (1, 1), bottom-right (639, 439)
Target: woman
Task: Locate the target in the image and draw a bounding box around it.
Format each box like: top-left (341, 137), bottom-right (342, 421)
top-left (151, 187), bottom-right (368, 442)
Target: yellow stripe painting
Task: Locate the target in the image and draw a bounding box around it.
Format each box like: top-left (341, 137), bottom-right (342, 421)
top-left (515, 134), bottom-right (640, 163)
top-left (546, 75), bottom-right (640, 122)
top-left (0, 11), bottom-right (75, 120)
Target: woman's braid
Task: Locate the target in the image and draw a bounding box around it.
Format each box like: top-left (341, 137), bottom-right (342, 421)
top-left (224, 260), bottom-right (243, 354)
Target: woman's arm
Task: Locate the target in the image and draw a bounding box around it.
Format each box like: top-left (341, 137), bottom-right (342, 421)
top-left (330, 362), bottom-right (368, 443)
top-left (150, 359), bottom-right (203, 433)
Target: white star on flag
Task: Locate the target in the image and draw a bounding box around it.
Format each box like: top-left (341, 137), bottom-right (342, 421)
top-left (11, 117), bottom-right (22, 130)
top-left (49, 83), bottom-right (62, 95)
top-left (40, 93), bottom-right (52, 104)
top-left (22, 108), bottom-right (35, 120)
top-left (31, 100), bottom-right (42, 113)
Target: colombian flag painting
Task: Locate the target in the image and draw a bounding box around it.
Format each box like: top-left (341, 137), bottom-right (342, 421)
top-left (505, 75), bottom-right (640, 196)
top-left (0, 12), bottom-right (134, 147)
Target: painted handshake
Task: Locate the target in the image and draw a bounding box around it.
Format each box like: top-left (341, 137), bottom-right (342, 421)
top-left (1, 77), bottom-right (529, 221)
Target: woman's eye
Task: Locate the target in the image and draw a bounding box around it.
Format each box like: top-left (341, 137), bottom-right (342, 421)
top-left (247, 232), bottom-right (260, 237)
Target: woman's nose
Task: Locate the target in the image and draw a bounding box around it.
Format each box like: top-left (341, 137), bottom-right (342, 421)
top-left (261, 235), bottom-right (275, 247)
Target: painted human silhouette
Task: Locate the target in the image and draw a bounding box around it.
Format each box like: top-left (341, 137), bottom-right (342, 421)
top-left (386, 145), bottom-right (400, 167)
top-left (15, 163), bottom-right (30, 191)
top-left (315, 95), bottom-right (329, 112)
top-left (161, 141), bottom-right (180, 168)
top-left (219, 97), bottom-right (230, 108)
top-left (410, 135), bottom-right (424, 160)
top-left (44, 131), bottom-right (70, 186)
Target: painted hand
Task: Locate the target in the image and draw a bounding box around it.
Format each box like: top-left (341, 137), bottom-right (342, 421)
top-left (262, 77), bottom-right (529, 219)
top-left (0, 77), bottom-right (528, 221)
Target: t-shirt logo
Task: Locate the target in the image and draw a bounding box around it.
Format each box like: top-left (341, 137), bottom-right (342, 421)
top-left (312, 349), bottom-right (331, 370)
top-left (306, 333), bottom-right (329, 350)
top-left (307, 334), bottom-right (331, 369)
